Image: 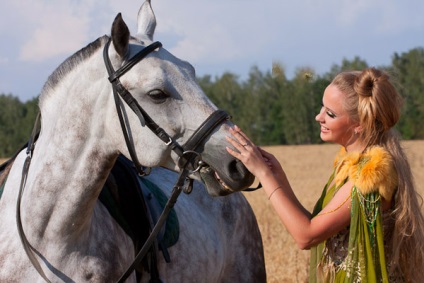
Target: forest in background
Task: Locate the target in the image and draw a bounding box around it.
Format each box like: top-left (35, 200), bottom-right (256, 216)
top-left (1, 47), bottom-right (423, 158)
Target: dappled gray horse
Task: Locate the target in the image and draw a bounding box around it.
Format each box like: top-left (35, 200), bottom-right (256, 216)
top-left (0, 1), bottom-right (265, 282)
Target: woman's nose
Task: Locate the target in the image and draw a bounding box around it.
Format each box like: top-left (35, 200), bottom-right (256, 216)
top-left (315, 107), bottom-right (324, 122)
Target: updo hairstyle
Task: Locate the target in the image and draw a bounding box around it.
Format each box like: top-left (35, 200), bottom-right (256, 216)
top-left (331, 67), bottom-right (403, 146)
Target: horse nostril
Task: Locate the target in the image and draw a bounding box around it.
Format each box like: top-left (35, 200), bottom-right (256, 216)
top-left (224, 159), bottom-right (254, 190)
top-left (233, 159), bottom-right (250, 180)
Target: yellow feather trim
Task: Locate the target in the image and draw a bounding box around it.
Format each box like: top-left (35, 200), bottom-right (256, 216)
top-left (333, 146), bottom-right (398, 201)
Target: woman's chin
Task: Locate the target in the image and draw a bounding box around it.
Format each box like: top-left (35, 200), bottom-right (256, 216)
top-left (320, 133), bottom-right (333, 143)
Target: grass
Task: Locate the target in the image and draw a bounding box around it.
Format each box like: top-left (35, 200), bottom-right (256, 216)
top-left (2, 140), bottom-right (423, 282)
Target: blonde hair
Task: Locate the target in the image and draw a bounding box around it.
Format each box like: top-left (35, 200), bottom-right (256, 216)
top-left (332, 68), bottom-right (424, 282)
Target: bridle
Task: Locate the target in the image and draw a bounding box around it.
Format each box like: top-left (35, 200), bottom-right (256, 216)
top-left (103, 38), bottom-right (231, 178)
top-left (16, 37), bottom-right (233, 282)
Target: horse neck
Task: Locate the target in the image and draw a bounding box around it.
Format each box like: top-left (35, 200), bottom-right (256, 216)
top-left (23, 54), bottom-right (119, 244)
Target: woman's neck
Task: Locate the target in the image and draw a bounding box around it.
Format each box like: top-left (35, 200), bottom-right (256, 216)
top-left (344, 140), bottom-right (367, 153)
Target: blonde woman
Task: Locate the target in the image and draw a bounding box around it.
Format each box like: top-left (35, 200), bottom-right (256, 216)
top-left (227, 68), bottom-right (424, 282)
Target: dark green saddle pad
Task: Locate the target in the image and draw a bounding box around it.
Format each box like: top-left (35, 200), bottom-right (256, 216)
top-left (0, 175), bottom-right (6, 199)
top-left (0, 158), bottom-right (13, 200)
top-left (99, 155), bottom-right (179, 261)
top-left (139, 177), bottom-right (179, 249)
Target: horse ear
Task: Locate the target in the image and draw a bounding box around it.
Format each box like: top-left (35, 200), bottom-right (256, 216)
top-left (137, 0), bottom-right (156, 40)
top-left (111, 13), bottom-right (130, 58)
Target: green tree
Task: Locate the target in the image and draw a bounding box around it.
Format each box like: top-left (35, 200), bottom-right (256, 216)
top-left (2, 46), bottom-right (424, 156)
top-left (240, 66), bottom-right (284, 145)
top-left (0, 94), bottom-right (39, 157)
top-left (198, 72), bottom-right (243, 116)
top-left (286, 68), bottom-right (320, 144)
top-left (392, 48), bottom-right (424, 139)
top-left (198, 72), bottom-right (250, 135)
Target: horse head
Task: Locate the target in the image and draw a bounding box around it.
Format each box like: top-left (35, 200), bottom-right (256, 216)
top-left (104, 0), bottom-right (254, 196)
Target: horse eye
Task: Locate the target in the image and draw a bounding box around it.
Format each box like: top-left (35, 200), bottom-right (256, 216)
top-left (147, 89), bottom-right (169, 103)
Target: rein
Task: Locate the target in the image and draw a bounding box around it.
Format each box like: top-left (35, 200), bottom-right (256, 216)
top-left (17, 38), bottom-right (231, 282)
top-left (103, 38), bottom-right (231, 282)
top-left (16, 113), bottom-right (52, 283)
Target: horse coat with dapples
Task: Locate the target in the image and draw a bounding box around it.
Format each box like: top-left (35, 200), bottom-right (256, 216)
top-left (0, 1), bottom-right (266, 282)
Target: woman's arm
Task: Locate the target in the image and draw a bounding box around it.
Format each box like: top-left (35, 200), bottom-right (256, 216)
top-left (226, 126), bottom-right (352, 249)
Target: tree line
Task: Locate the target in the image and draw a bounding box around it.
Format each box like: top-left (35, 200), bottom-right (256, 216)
top-left (200, 47), bottom-right (424, 146)
top-left (1, 47), bottom-right (423, 158)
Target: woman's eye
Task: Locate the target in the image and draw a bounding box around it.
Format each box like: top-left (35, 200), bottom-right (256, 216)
top-left (148, 89), bottom-right (169, 103)
top-left (326, 111), bottom-right (336, 118)
top-left (320, 104), bottom-right (336, 118)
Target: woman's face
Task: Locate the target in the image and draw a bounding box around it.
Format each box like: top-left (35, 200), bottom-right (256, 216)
top-left (315, 84), bottom-right (357, 148)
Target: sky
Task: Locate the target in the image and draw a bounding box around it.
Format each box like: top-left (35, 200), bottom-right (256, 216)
top-left (1, 0), bottom-right (423, 102)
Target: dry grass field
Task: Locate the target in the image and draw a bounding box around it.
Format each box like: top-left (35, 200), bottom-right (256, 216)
top-left (1, 140), bottom-right (423, 282)
top-left (243, 140), bottom-right (424, 282)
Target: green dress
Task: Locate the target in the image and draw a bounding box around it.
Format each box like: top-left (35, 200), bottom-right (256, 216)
top-left (309, 146), bottom-right (399, 283)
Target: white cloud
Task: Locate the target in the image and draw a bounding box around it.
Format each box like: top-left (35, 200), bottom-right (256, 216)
top-left (149, 1), bottom-right (272, 65)
top-left (1, 0), bottom-right (423, 101)
top-left (336, 0), bottom-right (374, 27)
top-left (19, 19), bottom-right (89, 62)
top-left (375, 1), bottom-right (424, 34)
top-left (17, 1), bottom-right (92, 62)
top-left (1, 0), bottom-right (113, 62)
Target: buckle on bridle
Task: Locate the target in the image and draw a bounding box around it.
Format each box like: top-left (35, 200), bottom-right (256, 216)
top-left (165, 137), bottom-right (173, 146)
top-left (177, 150), bottom-right (204, 174)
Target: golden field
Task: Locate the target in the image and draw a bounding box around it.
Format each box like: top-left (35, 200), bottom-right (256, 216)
top-left (1, 140), bottom-right (423, 282)
top-left (243, 140), bottom-right (424, 282)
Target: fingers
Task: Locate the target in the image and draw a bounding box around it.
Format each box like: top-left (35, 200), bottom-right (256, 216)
top-left (225, 135), bottom-right (244, 154)
top-left (226, 143), bottom-right (241, 158)
top-left (233, 125), bottom-right (253, 144)
top-left (226, 130), bottom-right (251, 161)
top-left (229, 125), bottom-right (254, 149)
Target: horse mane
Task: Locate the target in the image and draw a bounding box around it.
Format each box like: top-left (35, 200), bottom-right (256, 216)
top-left (40, 35), bottom-right (109, 97)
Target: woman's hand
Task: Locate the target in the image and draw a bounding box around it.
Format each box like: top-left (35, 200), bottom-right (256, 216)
top-left (226, 125), bottom-right (284, 181)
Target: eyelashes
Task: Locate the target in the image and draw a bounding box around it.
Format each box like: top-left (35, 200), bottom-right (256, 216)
top-left (326, 111), bottom-right (336, 118)
top-left (320, 103), bottom-right (336, 118)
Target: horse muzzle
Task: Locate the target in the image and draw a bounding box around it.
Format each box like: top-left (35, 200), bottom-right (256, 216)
top-left (198, 158), bottom-right (255, 197)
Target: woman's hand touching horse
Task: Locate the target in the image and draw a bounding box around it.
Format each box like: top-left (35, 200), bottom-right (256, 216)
top-left (226, 125), bottom-right (285, 183)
